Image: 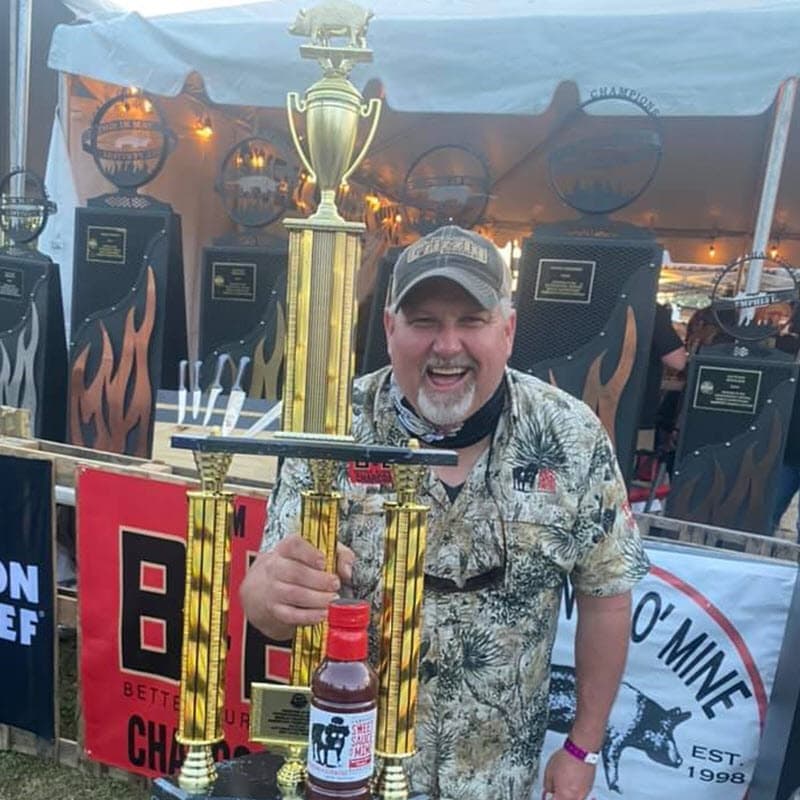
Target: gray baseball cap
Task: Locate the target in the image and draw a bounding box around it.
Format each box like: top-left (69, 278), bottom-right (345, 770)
top-left (389, 225), bottom-right (512, 311)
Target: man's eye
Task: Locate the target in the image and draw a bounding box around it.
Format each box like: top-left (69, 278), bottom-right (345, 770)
top-left (409, 317), bottom-right (436, 327)
top-left (462, 316), bottom-right (488, 326)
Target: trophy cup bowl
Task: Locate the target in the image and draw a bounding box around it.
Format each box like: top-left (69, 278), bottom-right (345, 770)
top-left (288, 76), bottom-right (381, 225)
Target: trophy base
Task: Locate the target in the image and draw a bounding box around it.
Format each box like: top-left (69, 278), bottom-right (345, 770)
top-left (151, 752), bottom-right (429, 800)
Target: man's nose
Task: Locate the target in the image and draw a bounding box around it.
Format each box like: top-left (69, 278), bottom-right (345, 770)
top-left (432, 324), bottom-right (462, 356)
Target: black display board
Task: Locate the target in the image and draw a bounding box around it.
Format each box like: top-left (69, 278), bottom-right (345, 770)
top-left (0, 251), bottom-right (68, 441)
top-left (510, 219), bottom-right (662, 480)
top-left (0, 455), bottom-right (56, 740)
top-left (666, 344), bottom-right (798, 535)
top-left (197, 245), bottom-right (287, 401)
top-left (68, 208), bottom-right (184, 457)
top-left (359, 247), bottom-right (401, 376)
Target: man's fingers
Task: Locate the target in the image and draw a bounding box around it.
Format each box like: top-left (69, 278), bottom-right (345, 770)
top-left (277, 533), bottom-right (327, 570)
top-left (277, 580), bottom-right (339, 612)
top-left (271, 602), bottom-right (329, 627)
top-left (281, 558), bottom-right (340, 594)
top-left (336, 542), bottom-right (356, 584)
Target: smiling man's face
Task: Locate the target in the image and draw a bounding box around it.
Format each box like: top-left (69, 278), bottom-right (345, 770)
top-left (384, 278), bottom-right (516, 429)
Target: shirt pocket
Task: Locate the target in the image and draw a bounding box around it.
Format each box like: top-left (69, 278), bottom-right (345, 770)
top-left (504, 499), bottom-right (577, 591)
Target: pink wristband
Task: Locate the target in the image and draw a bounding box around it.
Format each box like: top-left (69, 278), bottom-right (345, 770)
top-left (564, 737), bottom-right (600, 765)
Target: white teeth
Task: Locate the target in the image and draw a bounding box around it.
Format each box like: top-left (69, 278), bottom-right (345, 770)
top-left (429, 367), bottom-right (466, 375)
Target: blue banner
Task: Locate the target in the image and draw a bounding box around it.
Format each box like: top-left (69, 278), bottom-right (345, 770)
top-left (0, 455), bottom-right (55, 740)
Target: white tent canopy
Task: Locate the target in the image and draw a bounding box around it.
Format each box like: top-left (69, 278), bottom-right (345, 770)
top-left (49, 0), bottom-right (800, 116)
top-left (41, 0), bottom-right (800, 341)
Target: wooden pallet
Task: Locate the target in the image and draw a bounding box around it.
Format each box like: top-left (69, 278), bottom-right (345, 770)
top-left (636, 511), bottom-right (800, 563)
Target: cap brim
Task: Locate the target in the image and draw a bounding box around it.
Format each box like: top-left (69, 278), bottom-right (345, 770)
top-left (392, 266), bottom-right (499, 311)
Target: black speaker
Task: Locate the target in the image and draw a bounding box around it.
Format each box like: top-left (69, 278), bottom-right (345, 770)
top-left (510, 219), bottom-right (662, 480)
top-left (0, 251), bottom-right (68, 441)
top-left (666, 344), bottom-right (798, 534)
top-left (359, 247), bottom-right (401, 376)
top-left (71, 203), bottom-right (187, 391)
top-left (197, 245), bottom-right (288, 401)
top-left (68, 226), bottom-right (178, 457)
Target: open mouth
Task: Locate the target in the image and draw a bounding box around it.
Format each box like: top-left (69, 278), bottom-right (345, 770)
top-left (425, 364), bottom-right (472, 389)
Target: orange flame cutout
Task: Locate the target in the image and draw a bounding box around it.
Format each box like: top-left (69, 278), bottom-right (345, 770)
top-left (549, 306), bottom-right (637, 446)
top-left (69, 267), bottom-right (156, 456)
top-left (670, 409), bottom-right (783, 530)
top-left (249, 303), bottom-right (286, 401)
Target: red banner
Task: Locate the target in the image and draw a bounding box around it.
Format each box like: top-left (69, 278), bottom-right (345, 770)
top-left (77, 467), bottom-right (291, 778)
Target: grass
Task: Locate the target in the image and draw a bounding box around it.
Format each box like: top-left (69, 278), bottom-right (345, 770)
top-left (0, 752), bottom-right (148, 800)
top-left (0, 633), bottom-right (148, 800)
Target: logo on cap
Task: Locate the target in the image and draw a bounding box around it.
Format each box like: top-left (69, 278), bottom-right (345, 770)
top-left (404, 234), bottom-right (490, 265)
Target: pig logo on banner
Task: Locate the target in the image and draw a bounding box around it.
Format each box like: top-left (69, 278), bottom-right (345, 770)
top-left (548, 664), bottom-right (692, 792)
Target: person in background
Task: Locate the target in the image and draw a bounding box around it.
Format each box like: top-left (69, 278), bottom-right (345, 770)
top-left (772, 307), bottom-right (800, 539)
top-left (637, 303), bottom-right (687, 453)
top-left (241, 226), bottom-right (650, 800)
top-left (684, 305), bottom-right (733, 354)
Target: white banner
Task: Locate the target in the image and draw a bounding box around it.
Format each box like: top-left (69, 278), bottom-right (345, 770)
top-left (534, 542), bottom-right (797, 800)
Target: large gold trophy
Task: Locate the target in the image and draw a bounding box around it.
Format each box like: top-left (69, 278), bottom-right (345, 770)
top-left (169, 4), bottom-right (454, 799)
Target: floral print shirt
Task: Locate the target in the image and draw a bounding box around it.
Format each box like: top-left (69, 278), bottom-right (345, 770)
top-left (263, 367), bottom-right (650, 800)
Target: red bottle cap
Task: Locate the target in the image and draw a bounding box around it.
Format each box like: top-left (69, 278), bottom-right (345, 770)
top-left (327, 599), bottom-right (370, 661)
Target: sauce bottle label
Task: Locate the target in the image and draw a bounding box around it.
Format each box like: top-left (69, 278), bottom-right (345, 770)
top-left (307, 705), bottom-right (377, 782)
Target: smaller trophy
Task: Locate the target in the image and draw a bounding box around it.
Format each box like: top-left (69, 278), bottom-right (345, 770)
top-left (0, 168), bottom-right (68, 441)
top-left (668, 253), bottom-right (800, 534)
top-left (69, 88), bottom-right (187, 457)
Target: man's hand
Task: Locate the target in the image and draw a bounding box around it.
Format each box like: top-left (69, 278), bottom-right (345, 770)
top-left (541, 747), bottom-right (596, 800)
top-left (239, 535), bottom-right (355, 641)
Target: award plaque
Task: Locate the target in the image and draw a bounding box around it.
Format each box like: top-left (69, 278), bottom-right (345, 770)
top-left (154, 5), bottom-right (442, 800)
top-left (511, 91), bottom-right (665, 480)
top-left (667, 254), bottom-right (800, 535)
top-left (0, 168), bottom-right (68, 441)
top-left (69, 90), bottom-right (187, 456)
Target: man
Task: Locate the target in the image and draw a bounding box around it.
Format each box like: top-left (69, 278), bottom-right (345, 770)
top-left (638, 303), bottom-right (687, 453)
top-left (772, 318), bottom-right (800, 539)
top-left (241, 226), bottom-right (650, 800)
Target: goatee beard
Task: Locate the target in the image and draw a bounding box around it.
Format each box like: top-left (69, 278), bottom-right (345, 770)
top-left (416, 381), bottom-right (476, 429)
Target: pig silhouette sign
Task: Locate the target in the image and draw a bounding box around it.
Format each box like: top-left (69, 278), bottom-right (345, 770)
top-left (548, 664), bottom-right (691, 792)
top-left (535, 545), bottom-right (796, 799)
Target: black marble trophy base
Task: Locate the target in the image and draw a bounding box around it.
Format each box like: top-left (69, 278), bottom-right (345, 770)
top-left (150, 752), bottom-right (427, 800)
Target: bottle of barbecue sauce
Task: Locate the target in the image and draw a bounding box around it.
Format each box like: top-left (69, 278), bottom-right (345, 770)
top-left (306, 599), bottom-right (377, 800)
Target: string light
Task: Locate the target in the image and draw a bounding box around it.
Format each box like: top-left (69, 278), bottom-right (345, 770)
top-left (708, 237), bottom-right (716, 258)
top-left (193, 114), bottom-right (214, 140)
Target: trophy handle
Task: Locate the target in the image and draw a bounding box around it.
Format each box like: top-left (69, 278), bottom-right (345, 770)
top-left (341, 97), bottom-right (382, 185)
top-left (286, 92), bottom-right (317, 184)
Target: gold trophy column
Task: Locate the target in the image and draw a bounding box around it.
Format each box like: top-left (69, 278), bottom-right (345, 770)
top-left (176, 450), bottom-right (234, 791)
top-left (275, 459), bottom-right (342, 789)
top-left (375, 453), bottom-right (429, 800)
top-left (249, 10), bottom-right (383, 790)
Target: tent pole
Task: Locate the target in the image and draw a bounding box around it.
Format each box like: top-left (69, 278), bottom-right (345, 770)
top-left (745, 77), bottom-right (798, 300)
top-left (10, 0), bottom-right (32, 196)
top-left (8, 0), bottom-right (17, 175)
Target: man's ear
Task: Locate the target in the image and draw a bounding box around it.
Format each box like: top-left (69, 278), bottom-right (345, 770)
top-left (504, 308), bottom-right (517, 359)
top-left (383, 308), bottom-right (395, 357)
